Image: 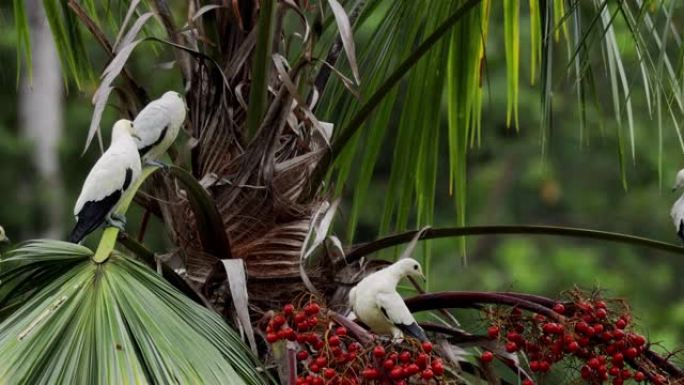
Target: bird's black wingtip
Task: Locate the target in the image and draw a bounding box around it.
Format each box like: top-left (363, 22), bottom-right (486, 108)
top-left (398, 322), bottom-right (428, 342)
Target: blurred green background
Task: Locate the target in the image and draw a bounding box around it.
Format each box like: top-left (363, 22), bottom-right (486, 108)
top-left (1, 1), bottom-right (683, 354)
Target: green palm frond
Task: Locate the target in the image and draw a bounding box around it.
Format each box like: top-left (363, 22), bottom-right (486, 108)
top-left (0, 240), bottom-right (270, 385)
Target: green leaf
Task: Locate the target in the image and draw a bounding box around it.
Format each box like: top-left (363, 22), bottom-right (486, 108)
top-left (245, 0), bottom-right (277, 138)
top-left (13, 0), bottom-right (32, 85)
top-left (503, 0), bottom-right (519, 130)
top-left (0, 240), bottom-right (271, 385)
top-left (42, 0), bottom-right (91, 88)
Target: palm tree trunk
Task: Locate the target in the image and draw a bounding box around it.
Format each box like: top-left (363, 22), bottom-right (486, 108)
top-left (19, 0), bottom-right (65, 239)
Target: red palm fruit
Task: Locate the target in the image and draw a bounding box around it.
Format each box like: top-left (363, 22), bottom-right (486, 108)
top-left (273, 315), bottom-right (286, 328)
top-left (266, 333), bottom-right (279, 343)
top-left (431, 360), bottom-right (444, 376)
top-left (522, 379), bottom-right (534, 385)
top-left (588, 358), bottom-right (601, 369)
top-left (383, 359), bottom-right (395, 371)
top-left (398, 351), bottom-right (411, 363)
top-left (405, 364), bottom-right (420, 376)
top-left (305, 303), bottom-right (321, 315)
top-left (480, 351), bottom-right (494, 363)
top-left (595, 308), bottom-right (608, 319)
top-left (487, 326), bottom-right (500, 339)
top-left (611, 353), bottom-right (624, 365)
top-left (335, 327), bottom-right (347, 336)
top-left (307, 317), bottom-right (318, 328)
top-left (296, 322), bottom-right (309, 331)
top-left (593, 323), bottom-right (604, 334)
top-left (309, 364), bottom-right (320, 373)
top-left (328, 336), bottom-right (341, 347)
top-left (615, 318), bottom-right (627, 329)
top-left (297, 351), bottom-right (309, 361)
top-left (421, 341), bottom-right (433, 353)
top-left (372, 345), bottom-right (386, 358)
top-left (389, 368), bottom-right (404, 380)
top-left (361, 368), bottom-right (380, 380)
top-left (630, 334), bottom-right (646, 346)
top-left (312, 377), bottom-right (323, 385)
top-left (553, 303), bottom-right (566, 314)
top-left (624, 347), bottom-right (638, 359)
top-left (416, 353), bottom-right (428, 368)
top-left (421, 369), bottom-right (434, 380)
top-left (283, 327), bottom-right (296, 341)
top-left (633, 371), bottom-right (645, 381)
top-left (283, 304), bottom-right (295, 315)
top-left (529, 361), bottom-right (540, 372)
top-left (505, 342), bottom-right (518, 353)
top-left (566, 341), bottom-right (579, 353)
top-left (538, 361), bottom-right (550, 372)
top-left (294, 312), bottom-right (306, 323)
top-left (323, 368), bottom-right (335, 379)
top-left (315, 356), bottom-right (327, 367)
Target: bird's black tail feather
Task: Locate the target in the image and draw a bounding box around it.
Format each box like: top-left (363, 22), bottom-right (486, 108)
top-left (398, 322), bottom-right (428, 342)
top-left (68, 218), bottom-right (100, 244)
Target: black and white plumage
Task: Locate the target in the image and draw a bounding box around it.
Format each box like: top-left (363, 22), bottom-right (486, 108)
top-left (132, 91), bottom-right (186, 164)
top-left (671, 169), bottom-right (684, 243)
top-left (349, 258), bottom-right (428, 341)
top-left (68, 120), bottom-right (141, 243)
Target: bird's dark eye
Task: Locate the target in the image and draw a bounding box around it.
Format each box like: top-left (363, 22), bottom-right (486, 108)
top-left (413, 265), bottom-right (418, 270)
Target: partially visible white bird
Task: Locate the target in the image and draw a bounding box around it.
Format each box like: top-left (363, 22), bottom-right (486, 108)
top-left (69, 120), bottom-right (142, 243)
top-left (349, 258), bottom-right (428, 341)
top-left (672, 169), bottom-right (684, 243)
top-left (132, 91), bottom-right (186, 166)
top-left (0, 226), bottom-right (8, 245)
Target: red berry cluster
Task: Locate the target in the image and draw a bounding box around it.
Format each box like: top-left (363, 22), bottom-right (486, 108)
top-left (481, 294), bottom-right (665, 385)
top-left (264, 300), bottom-right (446, 385)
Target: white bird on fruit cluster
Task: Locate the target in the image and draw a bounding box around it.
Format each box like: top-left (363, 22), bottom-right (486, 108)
top-left (349, 258), bottom-right (428, 341)
top-left (671, 169), bottom-right (684, 243)
top-left (68, 120), bottom-right (142, 243)
top-left (132, 91), bottom-right (187, 166)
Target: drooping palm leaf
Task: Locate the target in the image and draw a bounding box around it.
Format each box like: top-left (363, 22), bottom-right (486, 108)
top-left (0, 240), bottom-right (270, 385)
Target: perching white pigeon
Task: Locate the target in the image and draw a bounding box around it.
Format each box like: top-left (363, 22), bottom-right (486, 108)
top-left (349, 258), bottom-right (428, 341)
top-left (68, 120), bottom-right (142, 243)
top-left (671, 169), bottom-right (684, 243)
top-left (132, 91), bottom-right (186, 166)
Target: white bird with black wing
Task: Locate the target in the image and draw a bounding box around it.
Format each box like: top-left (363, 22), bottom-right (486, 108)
top-left (672, 169), bottom-right (684, 244)
top-left (133, 91), bottom-right (186, 166)
top-left (68, 120), bottom-right (141, 243)
top-left (349, 258), bottom-right (428, 341)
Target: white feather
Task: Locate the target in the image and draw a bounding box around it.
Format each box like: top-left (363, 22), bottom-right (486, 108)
top-left (671, 194), bottom-right (684, 229)
top-left (348, 259), bottom-right (424, 339)
top-left (74, 120), bottom-right (141, 217)
top-left (133, 91), bottom-right (186, 162)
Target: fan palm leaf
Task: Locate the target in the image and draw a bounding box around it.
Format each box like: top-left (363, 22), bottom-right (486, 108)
top-left (0, 240), bottom-right (270, 385)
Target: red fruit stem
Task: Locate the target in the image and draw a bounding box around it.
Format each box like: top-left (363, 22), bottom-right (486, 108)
top-left (404, 292), bottom-right (563, 321)
top-left (287, 345), bottom-right (297, 385)
top-left (344, 225), bottom-right (684, 264)
top-left (643, 349), bottom-right (684, 379)
top-left (327, 310), bottom-right (373, 345)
